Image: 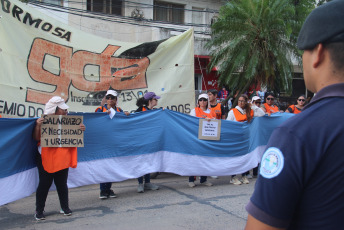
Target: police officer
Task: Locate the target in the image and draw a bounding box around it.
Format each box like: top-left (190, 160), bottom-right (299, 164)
top-left (245, 1), bottom-right (344, 229)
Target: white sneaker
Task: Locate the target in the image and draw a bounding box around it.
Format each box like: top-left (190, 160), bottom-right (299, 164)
top-left (242, 176), bottom-right (250, 184)
top-left (200, 181), bottom-right (213, 186)
top-left (210, 176), bottom-right (219, 179)
top-left (188, 182), bottom-right (196, 188)
top-left (246, 174), bottom-right (253, 179)
top-left (137, 184), bottom-right (144, 193)
top-left (144, 183), bottom-right (159, 190)
top-left (230, 177), bottom-right (242, 185)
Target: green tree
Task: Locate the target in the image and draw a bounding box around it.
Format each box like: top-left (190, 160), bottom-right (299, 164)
top-left (206, 0), bottom-right (312, 104)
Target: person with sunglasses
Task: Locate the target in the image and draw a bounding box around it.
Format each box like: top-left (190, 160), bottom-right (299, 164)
top-left (285, 95), bottom-right (306, 114)
top-left (32, 96), bottom-right (86, 220)
top-left (135, 92), bottom-right (161, 193)
top-left (261, 92), bottom-right (281, 115)
top-left (188, 94), bottom-right (215, 187)
top-left (95, 90), bottom-right (129, 199)
top-left (245, 1), bottom-right (344, 229)
top-left (251, 96), bottom-right (265, 117)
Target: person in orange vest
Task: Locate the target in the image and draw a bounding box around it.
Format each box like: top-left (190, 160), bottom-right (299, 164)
top-left (32, 96), bottom-right (86, 221)
top-left (286, 95), bottom-right (306, 114)
top-left (135, 92), bottom-right (160, 193)
top-left (207, 89), bottom-right (226, 120)
top-left (227, 94), bottom-right (263, 185)
top-left (96, 90), bottom-right (129, 199)
top-left (207, 89), bottom-right (226, 179)
top-left (188, 94), bottom-right (215, 188)
top-left (261, 92), bottom-right (282, 115)
top-left (95, 89), bottom-right (129, 115)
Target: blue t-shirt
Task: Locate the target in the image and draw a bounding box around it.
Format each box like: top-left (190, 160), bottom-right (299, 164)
top-left (246, 83), bottom-right (344, 229)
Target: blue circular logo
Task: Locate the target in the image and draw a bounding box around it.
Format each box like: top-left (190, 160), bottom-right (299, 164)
top-left (260, 147), bottom-right (284, 179)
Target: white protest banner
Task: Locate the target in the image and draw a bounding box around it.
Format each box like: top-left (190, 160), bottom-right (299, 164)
top-left (0, 0), bottom-right (195, 118)
top-left (198, 119), bottom-right (221, 141)
top-left (41, 115), bottom-right (84, 147)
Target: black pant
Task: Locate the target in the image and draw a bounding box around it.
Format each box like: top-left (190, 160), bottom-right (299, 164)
top-left (36, 153), bottom-right (69, 212)
top-left (253, 164), bottom-right (259, 176)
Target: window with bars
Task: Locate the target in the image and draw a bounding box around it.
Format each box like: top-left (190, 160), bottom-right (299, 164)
top-left (87, 0), bottom-right (122, 15)
top-left (153, 1), bottom-right (184, 24)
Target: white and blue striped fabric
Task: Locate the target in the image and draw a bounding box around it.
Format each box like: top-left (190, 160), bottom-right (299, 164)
top-left (0, 109), bottom-right (294, 205)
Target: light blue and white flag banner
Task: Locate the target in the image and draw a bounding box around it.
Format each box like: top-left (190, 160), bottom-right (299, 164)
top-left (0, 110), bottom-right (294, 205)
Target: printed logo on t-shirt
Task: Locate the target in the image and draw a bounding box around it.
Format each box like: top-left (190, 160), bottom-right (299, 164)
top-left (260, 147), bottom-right (284, 179)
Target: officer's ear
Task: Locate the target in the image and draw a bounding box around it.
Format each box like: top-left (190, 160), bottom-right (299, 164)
top-left (312, 43), bottom-right (326, 68)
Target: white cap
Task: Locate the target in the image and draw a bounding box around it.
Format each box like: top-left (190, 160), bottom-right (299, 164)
top-left (44, 96), bottom-right (69, 115)
top-left (252, 96), bottom-right (261, 102)
top-left (106, 90), bottom-right (118, 97)
top-left (198, 93), bottom-right (211, 109)
top-left (198, 93), bottom-right (209, 100)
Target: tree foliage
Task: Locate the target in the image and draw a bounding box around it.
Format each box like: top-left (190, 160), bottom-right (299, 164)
top-left (206, 0), bottom-right (314, 99)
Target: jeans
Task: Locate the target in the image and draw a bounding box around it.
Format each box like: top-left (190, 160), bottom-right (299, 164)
top-left (189, 176), bottom-right (207, 183)
top-left (137, 174), bottom-right (150, 184)
top-left (100, 183), bottom-right (112, 191)
top-left (36, 153), bottom-right (69, 212)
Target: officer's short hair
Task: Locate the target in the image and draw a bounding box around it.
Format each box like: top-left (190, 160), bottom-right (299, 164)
top-left (324, 42), bottom-right (344, 72)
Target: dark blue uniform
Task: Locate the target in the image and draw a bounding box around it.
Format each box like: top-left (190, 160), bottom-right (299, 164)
top-left (246, 83), bottom-right (344, 229)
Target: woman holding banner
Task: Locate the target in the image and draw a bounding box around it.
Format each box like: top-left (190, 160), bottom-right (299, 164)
top-left (261, 92), bottom-right (281, 115)
top-left (95, 90), bottom-right (129, 199)
top-left (227, 94), bottom-right (263, 185)
top-left (188, 93), bottom-right (215, 188)
top-left (32, 96), bottom-right (85, 221)
top-left (135, 92), bottom-right (160, 193)
top-left (285, 95), bottom-right (306, 114)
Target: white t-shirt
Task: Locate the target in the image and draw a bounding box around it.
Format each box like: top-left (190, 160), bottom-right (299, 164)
top-left (251, 105), bottom-right (265, 117)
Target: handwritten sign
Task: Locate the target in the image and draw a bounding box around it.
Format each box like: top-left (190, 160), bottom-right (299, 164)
top-left (198, 119), bottom-right (221, 141)
top-left (41, 115), bottom-right (84, 147)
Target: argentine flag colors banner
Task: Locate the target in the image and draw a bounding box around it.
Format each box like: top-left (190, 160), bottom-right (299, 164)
top-left (0, 110), bottom-right (294, 206)
top-left (0, 0), bottom-right (195, 118)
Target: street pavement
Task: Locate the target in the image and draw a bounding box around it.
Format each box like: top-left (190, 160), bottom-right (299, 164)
top-left (0, 173), bottom-right (256, 230)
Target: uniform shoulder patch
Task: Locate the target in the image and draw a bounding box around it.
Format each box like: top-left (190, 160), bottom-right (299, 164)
top-left (260, 147), bottom-right (284, 179)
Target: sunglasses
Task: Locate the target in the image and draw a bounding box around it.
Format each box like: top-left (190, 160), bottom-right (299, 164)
top-left (298, 99), bottom-right (305, 102)
top-left (199, 98), bottom-right (207, 102)
top-left (106, 95), bottom-right (117, 100)
top-left (255, 101), bottom-right (261, 104)
top-left (266, 97), bottom-right (274, 101)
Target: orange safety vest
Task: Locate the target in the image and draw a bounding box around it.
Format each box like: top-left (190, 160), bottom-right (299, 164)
top-left (195, 107), bottom-right (216, 119)
top-left (142, 107), bottom-right (147, 112)
top-left (232, 108), bottom-right (254, 122)
top-left (288, 105), bottom-right (302, 114)
top-left (41, 147), bottom-right (78, 173)
top-left (263, 103), bottom-right (279, 114)
top-left (95, 105), bottom-right (122, 112)
top-left (210, 103), bottom-right (222, 119)
top-left (0, 115), bottom-right (2, 118)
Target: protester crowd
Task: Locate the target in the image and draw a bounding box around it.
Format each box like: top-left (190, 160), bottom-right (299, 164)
top-left (29, 87), bottom-right (308, 221)
top-left (10, 1), bottom-right (342, 228)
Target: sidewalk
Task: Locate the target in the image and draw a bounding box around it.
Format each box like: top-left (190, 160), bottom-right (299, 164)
top-left (0, 173), bottom-right (255, 230)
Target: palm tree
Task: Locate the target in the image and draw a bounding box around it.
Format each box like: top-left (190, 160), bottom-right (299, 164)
top-left (206, 0), bottom-right (308, 105)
